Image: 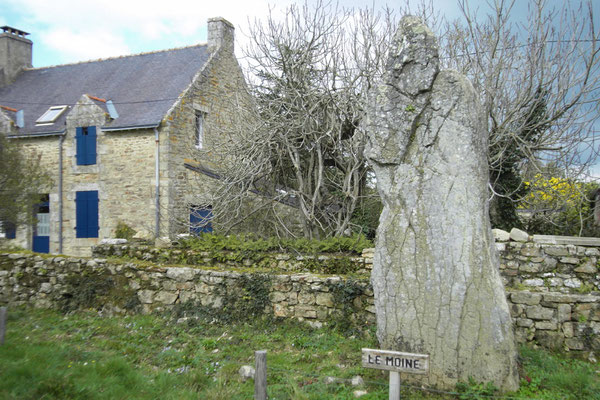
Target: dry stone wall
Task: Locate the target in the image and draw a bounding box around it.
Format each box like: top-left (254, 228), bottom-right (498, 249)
top-left (1, 231), bottom-right (599, 355)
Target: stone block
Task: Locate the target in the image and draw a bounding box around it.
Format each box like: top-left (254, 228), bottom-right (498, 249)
top-left (526, 305), bottom-right (554, 320)
top-left (493, 229), bottom-right (510, 242)
top-left (298, 292), bottom-right (315, 305)
top-left (574, 261), bottom-right (597, 273)
top-left (273, 303), bottom-right (290, 317)
top-left (543, 246), bottom-right (569, 257)
top-left (522, 279), bottom-right (544, 287)
top-left (557, 304), bottom-right (571, 322)
top-left (560, 257), bottom-right (579, 265)
top-left (562, 322), bottom-right (574, 338)
top-left (511, 292), bottom-right (542, 305)
top-left (564, 279), bottom-right (582, 289)
top-left (543, 293), bottom-right (577, 303)
top-left (166, 267), bottom-right (195, 281)
top-left (39, 282), bottom-right (52, 293)
top-left (195, 283), bottom-right (211, 294)
top-left (155, 291), bottom-right (178, 305)
top-left (535, 321), bottom-right (557, 330)
top-left (565, 338), bottom-right (585, 350)
top-left (179, 291), bottom-right (196, 303)
top-left (534, 331), bottom-right (564, 351)
top-left (176, 282), bottom-right (193, 290)
top-left (520, 263), bottom-right (541, 273)
top-left (270, 292), bottom-right (287, 303)
top-left (316, 293), bottom-right (334, 307)
top-left (295, 305), bottom-right (317, 319)
top-left (514, 328), bottom-right (529, 344)
top-left (541, 257), bottom-right (558, 271)
top-left (516, 318), bottom-right (533, 328)
top-left (510, 304), bottom-right (524, 316)
top-left (137, 289), bottom-right (154, 304)
top-left (510, 228), bottom-right (530, 242)
top-left (520, 247), bottom-right (541, 257)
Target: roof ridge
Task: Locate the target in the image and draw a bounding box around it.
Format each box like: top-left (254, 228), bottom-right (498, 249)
top-left (25, 42), bottom-right (209, 71)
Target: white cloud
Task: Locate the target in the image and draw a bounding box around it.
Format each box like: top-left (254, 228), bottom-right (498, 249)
top-left (3, 0), bottom-right (465, 66)
top-left (41, 28), bottom-right (131, 64)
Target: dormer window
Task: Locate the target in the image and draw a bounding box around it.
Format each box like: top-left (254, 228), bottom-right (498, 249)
top-left (36, 105), bottom-right (67, 124)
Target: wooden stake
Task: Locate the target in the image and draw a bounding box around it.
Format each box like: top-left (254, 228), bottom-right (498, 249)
top-left (389, 371), bottom-right (401, 400)
top-left (254, 350), bottom-right (267, 400)
top-left (0, 307), bottom-right (6, 346)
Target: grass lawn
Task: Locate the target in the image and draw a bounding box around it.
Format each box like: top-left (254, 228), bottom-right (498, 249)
top-left (0, 307), bottom-right (598, 399)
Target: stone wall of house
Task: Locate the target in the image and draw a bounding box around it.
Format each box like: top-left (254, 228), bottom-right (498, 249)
top-left (7, 135), bottom-right (59, 251)
top-left (4, 96), bottom-right (162, 257)
top-left (162, 26), bottom-right (303, 238)
top-left (1, 233), bottom-right (599, 354)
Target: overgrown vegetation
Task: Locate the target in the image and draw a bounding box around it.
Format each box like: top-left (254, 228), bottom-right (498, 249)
top-left (177, 233), bottom-right (372, 255)
top-left (0, 132), bottom-right (50, 229)
top-left (1, 308), bottom-right (598, 399)
top-left (114, 221), bottom-right (137, 240)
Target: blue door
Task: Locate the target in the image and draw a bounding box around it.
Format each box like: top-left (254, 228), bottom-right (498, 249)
top-left (190, 206), bottom-right (213, 235)
top-left (33, 196), bottom-right (50, 253)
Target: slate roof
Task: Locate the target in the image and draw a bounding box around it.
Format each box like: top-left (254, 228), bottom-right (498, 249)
top-left (0, 44), bottom-right (210, 135)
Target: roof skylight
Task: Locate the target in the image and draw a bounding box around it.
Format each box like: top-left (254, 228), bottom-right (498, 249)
top-left (36, 105), bottom-right (67, 124)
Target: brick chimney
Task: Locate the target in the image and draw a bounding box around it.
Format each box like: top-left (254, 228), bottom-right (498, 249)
top-left (207, 17), bottom-right (234, 53)
top-left (0, 26), bottom-right (32, 86)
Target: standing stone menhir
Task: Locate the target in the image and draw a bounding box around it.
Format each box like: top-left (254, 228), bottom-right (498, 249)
top-left (365, 16), bottom-right (519, 391)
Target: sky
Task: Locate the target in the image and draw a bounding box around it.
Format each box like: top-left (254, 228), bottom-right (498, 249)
top-left (2, 0), bottom-right (599, 176)
top-left (0, 0), bottom-right (467, 68)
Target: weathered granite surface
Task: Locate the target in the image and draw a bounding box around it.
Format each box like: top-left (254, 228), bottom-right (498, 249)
top-left (365, 16), bottom-right (518, 390)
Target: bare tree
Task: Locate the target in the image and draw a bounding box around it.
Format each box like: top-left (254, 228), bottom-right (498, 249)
top-left (185, 0), bottom-right (599, 238)
top-left (0, 133), bottom-right (50, 231)
top-left (440, 0), bottom-right (600, 232)
top-left (190, 1), bottom-right (397, 238)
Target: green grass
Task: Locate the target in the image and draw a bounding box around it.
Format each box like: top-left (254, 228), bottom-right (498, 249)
top-left (0, 307), bottom-right (598, 399)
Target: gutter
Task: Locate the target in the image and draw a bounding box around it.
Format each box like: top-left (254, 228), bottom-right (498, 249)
top-left (58, 135), bottom-right (64, 253)
top-left (102, 123), bottom-right (159, 132)
top-left (7, 130), bottom-right (65, 138)
top-left (154, 127), bottom-right (160, 238)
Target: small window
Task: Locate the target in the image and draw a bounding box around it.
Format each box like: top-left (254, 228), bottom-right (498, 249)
top-left (0, 220), bottom-right (16, 239)
top-left (190, 205), bottom-right (213, 235)
top-left (36, 105), bottom-right (67, 124)
top-left (195, 111), bottom-right (205, 149)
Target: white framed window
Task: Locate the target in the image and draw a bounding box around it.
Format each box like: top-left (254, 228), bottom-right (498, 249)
top-left (195, 111), bottom-right (206, 149)
top-left (36, 105), bottom-right (68, 124)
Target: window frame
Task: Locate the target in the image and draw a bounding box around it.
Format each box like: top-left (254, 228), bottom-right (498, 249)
top-left (195, 111), bottom-right (206, 149)
top-left (36, 105), bottom-right (68, 125)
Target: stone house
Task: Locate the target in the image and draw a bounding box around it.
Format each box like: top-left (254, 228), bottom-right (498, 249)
top-left (0, 18), bottom-right (261, 256)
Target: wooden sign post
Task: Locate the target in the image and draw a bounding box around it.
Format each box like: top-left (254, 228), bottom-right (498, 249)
top-left (362, 348), bottom-right (429, 400)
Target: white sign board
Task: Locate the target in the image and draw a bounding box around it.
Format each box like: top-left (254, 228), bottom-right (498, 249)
top-left (362, 348), bottom-right (429, 374)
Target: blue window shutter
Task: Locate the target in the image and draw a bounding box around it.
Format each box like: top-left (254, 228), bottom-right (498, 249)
top-left (75, 127), bottom-right (97, 165)
top-left (76, 127), bottom-right (85, 165)
top-left (5, 222), bottom-right (16, 239)
top-left (76, 191), bottom-right (99, 238)
top-left (87, 126), bottom-right (97, 165)
top-left (190, 206), bottom-right (213, 235)
top-left (87, 190), bottom-right (99, 237)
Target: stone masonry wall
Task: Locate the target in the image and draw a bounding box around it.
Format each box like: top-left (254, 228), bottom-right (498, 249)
top-left (0, 252), bottom-right (375, 330)
top-left (1, 231), bottom-right (599, 355)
